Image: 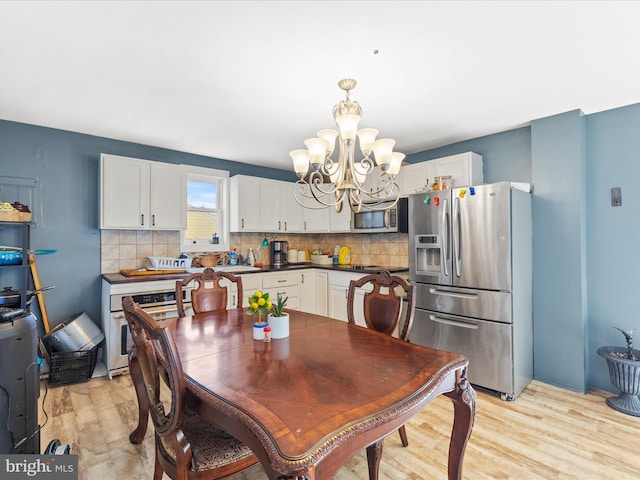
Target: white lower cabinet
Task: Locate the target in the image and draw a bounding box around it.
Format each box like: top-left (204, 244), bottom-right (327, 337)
top-left (261, 271), bottom-right (301, 311)
top-left (327, 271), bottom-right (368, 324)
top-left (240, 274), bottom-right (262, 308)
top-left (300, 270), bottom-right (328, 315)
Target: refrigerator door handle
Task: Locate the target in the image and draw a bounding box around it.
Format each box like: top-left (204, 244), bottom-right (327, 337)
top-left (429, 287), bottom-right (479, 299)
top-left (441, 198), bottom-right (450, 277)
top-left (429, 313), bottom-right (479, 329)
top-left (453, 196), bottom-right (461, 277)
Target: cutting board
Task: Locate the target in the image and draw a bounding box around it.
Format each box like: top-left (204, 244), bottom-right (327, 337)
top-left (120, 268), bottom-right (186, 276)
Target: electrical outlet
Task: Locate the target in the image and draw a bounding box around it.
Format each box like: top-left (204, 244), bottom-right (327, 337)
top-left (611, 187), bottom-right (622, 207)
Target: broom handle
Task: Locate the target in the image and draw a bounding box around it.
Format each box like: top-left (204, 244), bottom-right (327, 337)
top-left (28, 252), bottom-right (51, 334)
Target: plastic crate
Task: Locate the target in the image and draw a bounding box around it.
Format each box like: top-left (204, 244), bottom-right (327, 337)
top-left (48, 347), bottom-right (99, 386)
top-left (148, 256), bottom-right (192, 270)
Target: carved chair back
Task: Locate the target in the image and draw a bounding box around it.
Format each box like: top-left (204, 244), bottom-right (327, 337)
top-left (176, 268), bottom-right (244, 317)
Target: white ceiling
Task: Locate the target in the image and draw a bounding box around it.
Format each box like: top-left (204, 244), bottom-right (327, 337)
top-left (2, 1), bottom-right (640, 171)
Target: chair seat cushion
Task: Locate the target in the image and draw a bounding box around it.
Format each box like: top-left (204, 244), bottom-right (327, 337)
top-left (159, 409), bottom-right (255, 470)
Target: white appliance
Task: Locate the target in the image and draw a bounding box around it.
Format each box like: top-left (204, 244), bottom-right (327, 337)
top-left (101, 279), bottom-right (192, 379)
top-left (408, 182), bottom-right (533, 400)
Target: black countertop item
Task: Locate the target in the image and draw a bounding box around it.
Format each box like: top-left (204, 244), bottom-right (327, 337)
top-left (102, 263), bottom-right (408, 284)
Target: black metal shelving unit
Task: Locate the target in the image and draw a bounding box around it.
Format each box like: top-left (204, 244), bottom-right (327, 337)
top-left (0, 221), bottom-right (31, 309)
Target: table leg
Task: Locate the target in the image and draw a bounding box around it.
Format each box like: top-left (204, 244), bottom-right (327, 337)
top-left (127, 349), bottom-right (149, 444)
top-left (366, 439), bottom-right (384, 480)
top-left (443, 367), bottom-right (477, 480)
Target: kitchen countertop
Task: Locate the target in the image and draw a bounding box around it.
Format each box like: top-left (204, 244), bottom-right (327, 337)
top-left (102, 263), bottom-right (408, 284)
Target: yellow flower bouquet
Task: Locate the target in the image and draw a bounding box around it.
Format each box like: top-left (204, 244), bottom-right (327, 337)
top-left (247, 290), bottom-right (272, 325)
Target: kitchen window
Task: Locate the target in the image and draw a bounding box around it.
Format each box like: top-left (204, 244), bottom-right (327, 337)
top-left (180, 166), bottom-right (230, 253)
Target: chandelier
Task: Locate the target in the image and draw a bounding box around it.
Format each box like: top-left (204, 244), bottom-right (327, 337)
top-left (290, 78), bottom-right (405, 213)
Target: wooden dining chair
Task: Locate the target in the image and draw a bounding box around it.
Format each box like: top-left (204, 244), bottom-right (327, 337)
top-left (347, 270), bottom-right (416, 480)
top-left (122, 296), bottom-right (258, 480)
top-left (176, 268), bottom-right (244, 317)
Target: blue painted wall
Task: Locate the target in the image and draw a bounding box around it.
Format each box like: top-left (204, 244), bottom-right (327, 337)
top-left (0, 120), bottom-right (295, 333)
top-left (531, 110), bottom-right (588, 392)
top-left (585, 103), bottom-right (640, 392)
top-left (406, 126), bottom-right (532, 184)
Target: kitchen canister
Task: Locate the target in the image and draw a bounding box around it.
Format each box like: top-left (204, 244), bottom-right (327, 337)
top-left (297, 250), bottom-right (307, 262)
top-left (289, 249), bottom-right (298, 262)
top-left (439, 175), bottom-right (453, 191)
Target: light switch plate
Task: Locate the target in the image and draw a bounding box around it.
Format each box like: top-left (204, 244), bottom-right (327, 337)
top-left (611, 187), bottom-right (622, 207)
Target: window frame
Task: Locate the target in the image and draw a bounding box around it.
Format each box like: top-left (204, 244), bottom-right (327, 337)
top-left (180, 165), bottom-right (230, 253)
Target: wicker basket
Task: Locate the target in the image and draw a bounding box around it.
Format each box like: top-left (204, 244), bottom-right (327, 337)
top-left (311, 254), bottom-right (333, 265)
top-left (0, 210), bottom-right (20, 222)
top-left (200, 254), bottom-right (219, 267)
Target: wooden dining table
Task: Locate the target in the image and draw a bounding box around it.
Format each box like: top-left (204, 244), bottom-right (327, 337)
top-left (160, 308), bottom-right (476, 480)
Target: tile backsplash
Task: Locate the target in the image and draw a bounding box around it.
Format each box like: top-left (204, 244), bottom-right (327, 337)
top-left (101, 230), bottom-right (181, 273)
top-left (100, 230), bottom-right (409, 273)
top-left (229, 233), bottom-right (409, 270)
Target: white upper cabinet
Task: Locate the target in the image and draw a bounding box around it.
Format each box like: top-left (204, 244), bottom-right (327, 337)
top-left (430, 152), bottom-right (483, 189)
top-left (280, 182), bottom-right (302, 232)
top-left (397, 162), bottom-right (431, 197)
top-left (260, 179), bottom-right (302, 233)
top-left (329, 205), bottom-right (351, 232)
top-left (100, 154), bottom-right (186, 230)
top-left (230, 175), bottom-right (261, 232)
top-left (300, 184), bottom-right (330, 232)
top-left (231, 175), bottom-right (354, 233)
top-left (397, 152), bottom-right (483, 197)
top-left (149, 163), bottom-right (187, 229)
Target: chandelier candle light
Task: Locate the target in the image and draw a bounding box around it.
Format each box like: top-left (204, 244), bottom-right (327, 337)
top-left (290, 78), bottom-right (405, 213)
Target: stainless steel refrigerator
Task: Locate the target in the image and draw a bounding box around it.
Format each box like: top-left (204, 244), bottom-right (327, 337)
top-left (408, 181), bottom-right (532, 400)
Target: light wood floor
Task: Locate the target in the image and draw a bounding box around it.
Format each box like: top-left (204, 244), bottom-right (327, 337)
top-left (39, 375), bottom-right (639, 479)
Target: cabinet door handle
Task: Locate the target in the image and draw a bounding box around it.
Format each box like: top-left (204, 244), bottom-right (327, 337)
top-left (152, 214), bottom-right (156, 226)
top-left (279, 221), bottom-right (282, 230)
top-left (284, 221), bottom-right (287, 231)
top-left (242, 218), bottom-right (245, 228)
top-left (344, 288), bottom-right (348, 299)
top-left (304, 221), bottom-right (307, 230)
top-left (277, 279), bottom-right (286, 283)
top-left (141, 214), bottom-right (144, 226)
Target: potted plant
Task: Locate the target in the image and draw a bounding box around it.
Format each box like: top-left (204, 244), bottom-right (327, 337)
top-left (247, 290), bottom-right (272, 340)
top-left (597, 327), bottom-right (640, 416)
top-left (267, 294), bottom-right (289, 339)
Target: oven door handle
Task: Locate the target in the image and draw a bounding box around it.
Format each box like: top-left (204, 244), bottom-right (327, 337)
top-left (144, 306), bottom-right (181, 316)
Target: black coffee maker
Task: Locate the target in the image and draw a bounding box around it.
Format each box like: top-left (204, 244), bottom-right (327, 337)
top-left (270, 240), bottom-right (288, 267)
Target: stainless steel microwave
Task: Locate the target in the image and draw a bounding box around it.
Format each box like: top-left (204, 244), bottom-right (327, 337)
top-left (351, 197), bottom-right (408, 233)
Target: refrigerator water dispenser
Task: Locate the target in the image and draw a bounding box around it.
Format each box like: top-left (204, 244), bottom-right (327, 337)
top-left (415, 234), bottom-right (443, 275)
